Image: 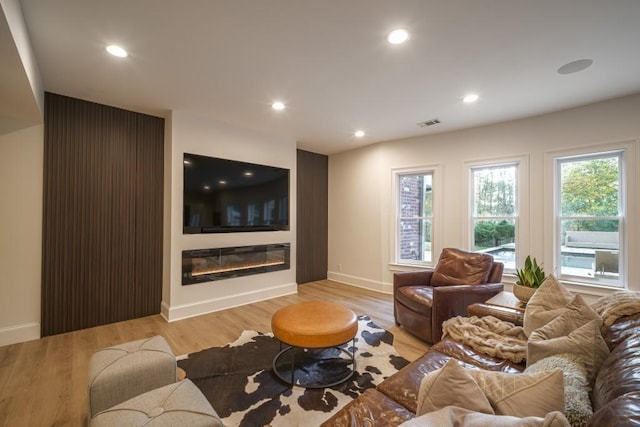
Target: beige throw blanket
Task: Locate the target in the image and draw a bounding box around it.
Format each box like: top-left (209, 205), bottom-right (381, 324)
top-left (591, 291), bottom-right (640, 327)
top-left (442, 315), bottom-right (528, 363)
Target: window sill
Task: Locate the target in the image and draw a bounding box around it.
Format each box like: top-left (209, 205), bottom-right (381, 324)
top-left (502, 273), bottom-right (622, 299)
top-left (388, 262), bottom-right (434, 272)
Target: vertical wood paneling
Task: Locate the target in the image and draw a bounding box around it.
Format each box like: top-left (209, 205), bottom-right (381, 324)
top-left (296, 150), bottom-right (328, 284)
top-left (42, 93), bottom-right (164, 336)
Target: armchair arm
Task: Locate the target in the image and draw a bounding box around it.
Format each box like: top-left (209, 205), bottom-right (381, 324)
top-left (393, 270), bottom-right (435, 292)
top-left (431, 282), bottom-right (504, 342)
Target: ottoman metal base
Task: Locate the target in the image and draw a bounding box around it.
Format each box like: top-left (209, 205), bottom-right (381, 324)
top-left (272, 339), bottom-right (356, 388)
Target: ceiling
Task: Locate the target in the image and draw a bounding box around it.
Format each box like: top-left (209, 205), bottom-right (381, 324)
top-left (9, 0), bottom-right (640, 155)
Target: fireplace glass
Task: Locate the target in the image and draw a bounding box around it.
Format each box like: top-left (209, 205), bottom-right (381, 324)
top-left (182, 243), bottom-right (290, 285)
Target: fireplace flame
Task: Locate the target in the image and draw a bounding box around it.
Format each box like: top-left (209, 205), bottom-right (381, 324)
top-left (192, 260), bottom-right (286, 276)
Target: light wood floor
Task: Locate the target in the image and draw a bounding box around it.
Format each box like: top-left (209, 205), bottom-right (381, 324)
top-left (0, 280), bottom-right (429, 427)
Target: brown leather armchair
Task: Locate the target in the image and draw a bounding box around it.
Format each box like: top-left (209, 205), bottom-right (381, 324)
top-left (393, 248), bottom-right (504, 343)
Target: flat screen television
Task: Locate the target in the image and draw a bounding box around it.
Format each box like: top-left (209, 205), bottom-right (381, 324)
top-left (183, 153), bottom-right (290, 233)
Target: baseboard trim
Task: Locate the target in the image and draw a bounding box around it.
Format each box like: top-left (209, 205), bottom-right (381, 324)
top-left (327, 271), bottom-right (393, 294)
top-left (0, 322), bottom-right (41, 346)
top-left (160, 301), bottom-right (171, 322)
top-left (163, 282), bottom-right (298, 322)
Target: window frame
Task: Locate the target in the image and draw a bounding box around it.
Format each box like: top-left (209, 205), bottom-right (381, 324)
top-left (553, 149), bottom-right (626, 288)
top-left (391, 165), bottom-right (442, 268)
top-left (464, 155), bottom-right (529, 275)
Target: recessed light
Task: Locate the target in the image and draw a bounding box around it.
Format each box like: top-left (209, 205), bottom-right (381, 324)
top-left (354, 130), bottom-right (365, 138)
top-left (272, 101), bottom-right (285, 111)
top-left (203, 185), bottom-right (210, 190)
top-left (243, 171), bottom-right (253, 177)
top-left (387, 29), bottom-right (409, 45)
top-left (557, 59), bottom-right (593, 75)
top-left (462, 93), bottom-right (479, 103)
top-left (106, 45), bottom-right (128, 58)
top-left (218, 180), bottom-right (227, 185)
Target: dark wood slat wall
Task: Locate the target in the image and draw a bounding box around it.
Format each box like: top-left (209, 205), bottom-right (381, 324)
top-left (296, 149), bottom-right (328, 284)
top-left (42, 93), bottom-right (164, 336)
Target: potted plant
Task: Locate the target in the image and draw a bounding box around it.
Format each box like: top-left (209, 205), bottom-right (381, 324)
top-left (513, 255), bottom-right (547, 303)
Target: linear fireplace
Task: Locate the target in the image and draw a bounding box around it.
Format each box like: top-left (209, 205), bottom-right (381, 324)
top-left (182, 243), bottom-right (290, 285)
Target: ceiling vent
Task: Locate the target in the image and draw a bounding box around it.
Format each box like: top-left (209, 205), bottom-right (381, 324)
top-left (417, 119), bottom-right (441, 127)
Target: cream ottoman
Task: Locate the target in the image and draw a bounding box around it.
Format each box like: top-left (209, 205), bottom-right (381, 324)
top-left (90, 379), bottom-right (222, 426)
top-left (88, 335), bottom-right (177, 418)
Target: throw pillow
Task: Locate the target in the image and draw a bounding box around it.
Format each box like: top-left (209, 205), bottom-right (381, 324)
top-left (416, 359), bottom-right (494, 416)
top-left (431, 248), bottom-right (493, 286)
top-left (399, 407), bottom-right (571, 427)
top-left (523, 274), bottom-right (573, 337)
top-left (527, 318), bottom-right (609, 382)
top-left (529, 294), bottom-right (603, 338)
top-left (525, 353), bottom-right (593, 427)
top-left (466, 368), bottom-right (565, 418)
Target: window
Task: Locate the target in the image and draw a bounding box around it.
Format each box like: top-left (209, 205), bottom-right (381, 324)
top-left (263, 199), bottom-right (275, 225)
top-left (396, 170), bottom-right (434, 264)
top-left (555, 150), bottom-right (624, 287)
top-left (470, 163), bottom-right (519, 271)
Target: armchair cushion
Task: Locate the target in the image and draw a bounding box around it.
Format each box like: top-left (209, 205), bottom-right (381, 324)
top-left (431, 248), bottom-right (494, 287)
top-left (396, 287), bottom-right (434, 315)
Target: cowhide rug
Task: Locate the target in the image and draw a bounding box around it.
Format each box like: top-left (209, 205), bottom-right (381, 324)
top-left (177, 315), bottom-right (409, 427)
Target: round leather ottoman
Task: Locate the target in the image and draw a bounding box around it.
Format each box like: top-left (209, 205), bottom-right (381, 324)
top-left (271, 301), bottom-right (358, 388)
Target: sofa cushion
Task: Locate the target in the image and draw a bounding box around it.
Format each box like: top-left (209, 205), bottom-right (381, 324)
top-left (319, 388), bottom-right (414, 427)
top-left (377, 348), bottom-right (456, 414)
top-left (466, 368), bottom-right (565, 418)
top-left (416, 359), bottom-right (494, 416)
top-left (432, 338), bottom-right (525, 373)
top-left (431, 248), bottom-right (493, 287)
top-left (592, 333), bottom-right (640, 411)
top-left (602, 313), bottom-right (640, 351)
top-left (588, 391), bottom-right (640, 426)
top-left (525, 353), bottom-right (593, 427)
top-left (523, 274), bottom-right (575, 337)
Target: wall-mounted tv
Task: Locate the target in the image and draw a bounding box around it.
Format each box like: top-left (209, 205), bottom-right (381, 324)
top-left (183, 153), bottom-right (290, 233)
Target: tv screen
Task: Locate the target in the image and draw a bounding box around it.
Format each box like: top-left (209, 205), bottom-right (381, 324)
top-left (183, 153), bottom-right (290, 233)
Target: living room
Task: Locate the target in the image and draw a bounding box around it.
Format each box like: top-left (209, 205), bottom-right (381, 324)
top-left (1, 1), bottom-right (640, 425)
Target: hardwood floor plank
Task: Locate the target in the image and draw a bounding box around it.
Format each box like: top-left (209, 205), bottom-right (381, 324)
top-left (0, 280), bottom-right (430, 426)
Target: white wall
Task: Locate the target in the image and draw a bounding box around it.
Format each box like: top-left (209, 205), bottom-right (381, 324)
top-left (328, 94), bottom-right (640, 300)
top-left (0, 124), bottom-right (43, 346)
top-left (162, 111), bottom-right (297, 321)
top-left (0, 0), bottom-right (43, 121)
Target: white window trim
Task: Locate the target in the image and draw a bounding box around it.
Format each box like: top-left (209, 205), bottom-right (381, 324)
top-left (463, 155), bottom-right (529, 274)
top-left (389, 164), bottom-right (443, 269)
top-left (544, 140), bottom-right (636, 291)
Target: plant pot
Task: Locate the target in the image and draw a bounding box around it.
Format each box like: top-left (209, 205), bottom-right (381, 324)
top-left (513, 283), bottom-right (536, 303)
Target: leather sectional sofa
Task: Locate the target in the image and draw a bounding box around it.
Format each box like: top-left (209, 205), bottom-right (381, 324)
top-left (321, 310), bottom-right (640, 426)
